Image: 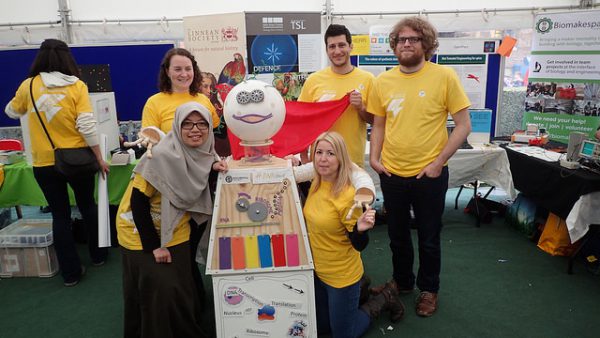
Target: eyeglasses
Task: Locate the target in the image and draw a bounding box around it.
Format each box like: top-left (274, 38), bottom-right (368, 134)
top-left (181, 121), bottom-right (209, 131)
top-left (394, 36), bottom-right (422, 44)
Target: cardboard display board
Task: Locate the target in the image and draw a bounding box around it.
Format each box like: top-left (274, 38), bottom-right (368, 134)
top-left (206, 158), bottom-right (317, 337)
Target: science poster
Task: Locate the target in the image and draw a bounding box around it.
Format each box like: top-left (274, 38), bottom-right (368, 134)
top-left (524, 10), bottom-right (600, 142)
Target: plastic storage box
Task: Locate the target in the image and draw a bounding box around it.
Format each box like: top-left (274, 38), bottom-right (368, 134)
top-left (0, 219), bottom-right (58, 278)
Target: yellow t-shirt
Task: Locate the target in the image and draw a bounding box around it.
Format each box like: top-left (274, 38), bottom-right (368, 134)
top-left (298, 67), bottom-right (374, 167)
top-left (141, 92), bottom-right (220, 133)
top-left (116, 173), bottom-right (191, 251)
top-left (303, 181), bottom-right (363, 288)
top-left (7, 77), bottom-right (91, 166)
top-left (367, 62), bottom-right (470, 177)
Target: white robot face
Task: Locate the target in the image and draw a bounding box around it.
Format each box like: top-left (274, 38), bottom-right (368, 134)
top-left (223, 80), bottom-right (286, 144)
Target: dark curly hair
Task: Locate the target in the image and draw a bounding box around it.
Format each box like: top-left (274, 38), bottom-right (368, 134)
top-left (389, 17), bottom-right (439, 61)
top-left (158, 48), bottom-right (202, 95)
top-left (29, 39), bottom-right (81, 78)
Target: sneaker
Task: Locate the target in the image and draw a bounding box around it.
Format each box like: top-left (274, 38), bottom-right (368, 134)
top-left (64, 265), bottom-right (86, 287)
top-left (416, 291), bottom-right (438, 317)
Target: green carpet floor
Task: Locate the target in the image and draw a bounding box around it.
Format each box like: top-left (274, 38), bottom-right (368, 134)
top-left (1, 189), bottom-right (599, 338)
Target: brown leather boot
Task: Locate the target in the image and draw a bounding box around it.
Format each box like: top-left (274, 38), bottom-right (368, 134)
top-left (360, 282), bottom-right (405, 322)
top-left (370, 279), bottom-right (414, 295)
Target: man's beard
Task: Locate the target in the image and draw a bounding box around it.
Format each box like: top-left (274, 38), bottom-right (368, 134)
top-left (397, 50), bottom-right (424, 68)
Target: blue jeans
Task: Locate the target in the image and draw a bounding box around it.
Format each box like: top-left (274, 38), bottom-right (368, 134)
top-left (314, 275), bottom-right (370, 338)
top-left (379, 166), bottom-right (448, 293)
top-left (33, 165), bottom-right (108, 283)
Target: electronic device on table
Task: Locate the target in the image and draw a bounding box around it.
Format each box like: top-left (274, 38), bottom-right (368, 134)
top-left (559, 132), bottom-right (586, 169)
top-left (578, 140), bottom-right (600, 174)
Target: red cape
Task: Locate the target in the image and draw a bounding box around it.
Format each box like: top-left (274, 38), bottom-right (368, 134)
top-left (228, 94), bottom-right (350, 159)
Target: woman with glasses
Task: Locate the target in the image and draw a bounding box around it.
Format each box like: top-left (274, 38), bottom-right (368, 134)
top-left (141, 48), bottom-right (221, 307)
top-left (117, 102), bottom-right (227, 338)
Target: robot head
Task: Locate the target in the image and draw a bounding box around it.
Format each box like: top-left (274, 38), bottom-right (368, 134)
top-left (223, 80), bottom-right (285, 145)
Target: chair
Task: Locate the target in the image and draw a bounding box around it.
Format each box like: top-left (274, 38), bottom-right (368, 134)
top-left (0, 139), bottom-right (24, 151)
top-left (0, 139), bottom-right (24, 218)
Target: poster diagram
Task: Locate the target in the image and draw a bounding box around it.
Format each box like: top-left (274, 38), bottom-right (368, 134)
top-left (213, 271), bottom-right (316, 337)
top-left (437, 54), bottom-right (488, 109)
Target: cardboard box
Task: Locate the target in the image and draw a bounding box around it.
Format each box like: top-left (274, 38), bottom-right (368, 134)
top-left (0, 220), bottom-right (58, 278)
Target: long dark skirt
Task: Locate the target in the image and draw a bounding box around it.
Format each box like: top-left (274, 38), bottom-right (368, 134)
top-left (121, 242), bottom-right (207, 338)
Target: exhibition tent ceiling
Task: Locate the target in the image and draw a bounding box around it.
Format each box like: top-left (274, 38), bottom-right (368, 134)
top-left (1, 0), bottom-right (596, 46)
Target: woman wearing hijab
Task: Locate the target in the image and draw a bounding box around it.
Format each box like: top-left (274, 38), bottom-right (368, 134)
top-left (142, 47), bottom-right (221, 304)
top-left (116, 102), bottom-right (227, 338)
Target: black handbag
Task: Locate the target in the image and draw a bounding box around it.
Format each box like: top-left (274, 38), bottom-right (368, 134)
top-left (29, 77), bottom-right (100, 177)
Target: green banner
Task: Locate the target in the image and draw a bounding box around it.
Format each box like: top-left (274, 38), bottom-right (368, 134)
top-left (522, 112), bottom-right (600, 143)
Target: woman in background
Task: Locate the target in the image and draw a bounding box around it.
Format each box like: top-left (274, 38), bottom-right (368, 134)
top-left (142, 48), bottom-right (219, 133)
top-left (304, 132), bottom-right (404, 338)
top-left (5, 39), bottom-right (108, 287)
top-left (201, 71), bottom-right (230, 157)
top-left (117, 102), bottom-right (227, 338)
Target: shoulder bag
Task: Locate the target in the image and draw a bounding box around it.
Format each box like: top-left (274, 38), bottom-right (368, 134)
top-left (29, 76), bottom-right (99, 177)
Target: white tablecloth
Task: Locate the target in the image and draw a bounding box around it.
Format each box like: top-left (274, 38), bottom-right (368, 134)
top-left (448, 145), bottom-right (516, 200)
top-left (566, 191), bottom-right (600, 243)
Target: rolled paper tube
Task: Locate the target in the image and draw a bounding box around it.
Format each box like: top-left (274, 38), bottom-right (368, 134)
top-left (245, 235), bottom-right (260, 269)
top-left (257, 234), bottom-right (273, 268)
top-left (231, 236), bottom-right (246, 270)
top-left (285, 233), bottom-right (300, 267)
top-left (271, 234), bottom-right (286, 267)
top-left (218, 237), bottom-right (232, 270)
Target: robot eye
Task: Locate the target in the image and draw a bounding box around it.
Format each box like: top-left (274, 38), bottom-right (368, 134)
top-left (236, 91), bottom-right (250, 105)
top-left (250, 89), bottom-right (264, 103)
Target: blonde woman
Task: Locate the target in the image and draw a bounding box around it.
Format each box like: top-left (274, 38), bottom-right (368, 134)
top-left (304, 131), bottom-right (404, 338)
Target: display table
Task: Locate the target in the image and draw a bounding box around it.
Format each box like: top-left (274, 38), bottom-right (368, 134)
top-left (0, 161), bottom-right (136, 207)
top-left (503, 145), bottom-right (600, 243)
top-left (448, 144), bottom-right (516, 199)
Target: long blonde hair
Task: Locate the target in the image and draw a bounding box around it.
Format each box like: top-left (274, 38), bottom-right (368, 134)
top-left (310, 131), bottom-right (353, 197)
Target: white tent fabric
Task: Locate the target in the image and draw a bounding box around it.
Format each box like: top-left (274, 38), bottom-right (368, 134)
top-left (1, 0), bottom-right (592, 46)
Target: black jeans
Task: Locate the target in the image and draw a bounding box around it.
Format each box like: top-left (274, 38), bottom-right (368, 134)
top-left (379, 166), bottom-right (448, 293)
top-left (33, 165), bottom-right (108, 283)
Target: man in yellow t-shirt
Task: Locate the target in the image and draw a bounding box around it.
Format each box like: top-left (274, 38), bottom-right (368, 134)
top-left (368, 17), bottom-right (471, 318)
top-left (298, 24), bottom-right (374, 168)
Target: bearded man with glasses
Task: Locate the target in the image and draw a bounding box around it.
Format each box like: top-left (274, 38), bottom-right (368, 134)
top-left (368, 17), bottom-right (472, 318)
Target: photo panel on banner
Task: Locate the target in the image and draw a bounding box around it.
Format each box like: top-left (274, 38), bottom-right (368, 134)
top-left (524, 10), bottom-right (600, 143)
top-left (245, 12), bottom-right (321, 101)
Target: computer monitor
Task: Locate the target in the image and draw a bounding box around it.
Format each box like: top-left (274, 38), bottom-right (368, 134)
top-left (579, 140), bottom-right (600, 161)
